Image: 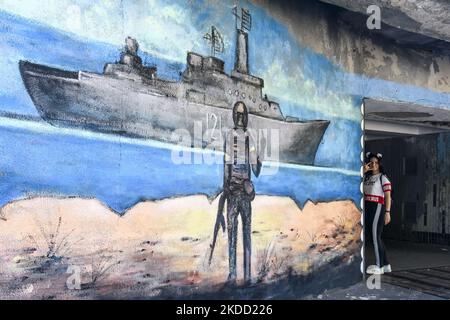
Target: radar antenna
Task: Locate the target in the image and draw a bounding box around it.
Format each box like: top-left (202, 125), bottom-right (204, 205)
top-left (203, 26), bottom-right (224, 57)
top-left (232, 5), bottom-right (252, 32)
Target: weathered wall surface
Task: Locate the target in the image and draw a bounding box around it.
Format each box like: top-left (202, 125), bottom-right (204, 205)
top-left (320, 0), bottom-right (450, 43)
top-left (0, 0), bottom-right (364, 298)
top-left (254, 0), bottom-right (450, 245)
top-left (0, 0), bottom-right (448, 299)
top-left (254, 0), bottom-right (450, 95)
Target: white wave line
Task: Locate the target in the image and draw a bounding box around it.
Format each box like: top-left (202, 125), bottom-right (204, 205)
top-left (0, 115), bottom-right (209, 153)
top-left (265, 161), bottom-right (360, 176)
top-left (0, 116), bottom-right (360, 176)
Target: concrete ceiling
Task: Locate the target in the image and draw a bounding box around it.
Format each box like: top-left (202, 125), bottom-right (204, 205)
top-left (329, 5), bottom-right (450, 54)
top-left (364, 99), bottom-right (450, 141)
top-left (320, 0), bottom-right (450, 44)
top-left (314, 1), bottom-right (450, 140)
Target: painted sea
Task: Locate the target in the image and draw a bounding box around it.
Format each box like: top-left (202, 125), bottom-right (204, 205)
top-left (0, 10), bottom-right (362, 213)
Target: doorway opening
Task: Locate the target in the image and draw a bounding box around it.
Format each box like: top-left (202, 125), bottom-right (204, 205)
top-left (363, 98), bottom-right (450, 298)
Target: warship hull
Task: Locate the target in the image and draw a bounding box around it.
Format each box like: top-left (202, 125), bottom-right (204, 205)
top-left (19, 61), bottom-right (329, 165)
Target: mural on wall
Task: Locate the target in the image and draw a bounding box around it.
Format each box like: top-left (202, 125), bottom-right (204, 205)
top-left (0, 0), bottom-right (363, 299)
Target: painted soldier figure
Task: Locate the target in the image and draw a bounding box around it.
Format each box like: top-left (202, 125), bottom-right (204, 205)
top-left (223, 101), bottom-right (263, 285)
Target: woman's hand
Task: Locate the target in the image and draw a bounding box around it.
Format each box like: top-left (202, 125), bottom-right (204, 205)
top-left (363, 163), bottom-right (372, 174)
top-left (384, 212), bottom-right (391, 225)
top-left (384, 192), bottom-right (392, 226)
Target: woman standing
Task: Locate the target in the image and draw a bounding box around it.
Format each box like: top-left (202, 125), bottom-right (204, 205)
top-left (363, 152), bottom-right (392, 275)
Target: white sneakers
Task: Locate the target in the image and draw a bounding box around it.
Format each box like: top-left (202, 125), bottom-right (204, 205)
top-left (366, 265), bottom-right (383, 274)
top-left (366, 264), bottom-right (392, 274)
top-left (382, 264), bottom-right (392, 273)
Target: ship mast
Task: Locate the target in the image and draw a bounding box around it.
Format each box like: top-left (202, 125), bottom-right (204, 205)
top-left (232, 4), bottom-right (252, 32)
top-left (203, 26), bottom-right (224, 57)
top-left (232, 5), bottom-right (252, 74)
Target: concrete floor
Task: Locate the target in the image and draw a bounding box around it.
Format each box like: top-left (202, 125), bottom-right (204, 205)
top-left (312, 239), bottom-right (450, 300)
top-left (309, 281), bottom-right (443, 300)
top-left (365, 239), bottom-right (450, 271)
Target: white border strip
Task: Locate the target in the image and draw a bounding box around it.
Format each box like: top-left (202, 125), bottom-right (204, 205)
top-left (360, 101), bottom-right (365, 276)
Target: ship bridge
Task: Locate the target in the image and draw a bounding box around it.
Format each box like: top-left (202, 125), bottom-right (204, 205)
top-left (181, 27), bottom-right (284, 121)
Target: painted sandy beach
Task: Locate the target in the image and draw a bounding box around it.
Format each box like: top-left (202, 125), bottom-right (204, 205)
top-left (0, 195), bottom-right (361, 299)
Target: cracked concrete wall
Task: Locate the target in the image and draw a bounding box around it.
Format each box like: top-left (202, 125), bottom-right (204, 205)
top-left (253, 0), bottom-right (450, 243)
top-left (320, 0), bottom-right (450, 43)
top-left (253, 0), bottom-right (450, 94)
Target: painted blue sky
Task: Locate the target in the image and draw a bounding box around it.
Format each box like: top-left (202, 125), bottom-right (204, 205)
top-left (1, 0), bottom-right (449, 118)
top-left (0, 0), bottom-right (361, 120)
top-left (1, 0), bottom-right (448, 212)
top-left (0, 0), bottom-right (366, 212)
top-left (0, 0), bottom-right (448, 171)
top-left (0, 0), bottom-right (366, 171)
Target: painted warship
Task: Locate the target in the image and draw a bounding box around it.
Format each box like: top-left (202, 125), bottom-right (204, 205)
top-left (19, 8), bottom-right (329, 165)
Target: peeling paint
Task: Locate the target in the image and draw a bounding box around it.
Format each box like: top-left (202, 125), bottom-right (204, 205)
top-left (254, 0), bottom-right (450, 94)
